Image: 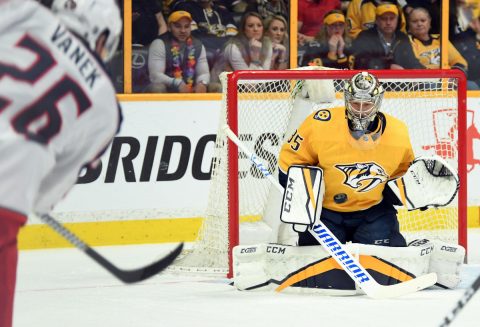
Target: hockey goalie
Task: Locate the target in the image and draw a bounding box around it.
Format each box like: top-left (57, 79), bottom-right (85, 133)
top-left (232, 72), bottom-right (464, 295)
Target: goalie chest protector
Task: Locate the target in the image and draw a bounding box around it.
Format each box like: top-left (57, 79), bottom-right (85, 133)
top-left (279, 108), bottom-right (414, 212)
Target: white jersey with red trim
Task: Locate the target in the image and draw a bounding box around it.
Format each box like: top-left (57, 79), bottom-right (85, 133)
top-left (0, 0), bottom-right (121, 216)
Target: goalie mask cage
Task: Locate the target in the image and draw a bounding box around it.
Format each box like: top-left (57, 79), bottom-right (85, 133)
top-left (169, 68), bottom-right (467, 278)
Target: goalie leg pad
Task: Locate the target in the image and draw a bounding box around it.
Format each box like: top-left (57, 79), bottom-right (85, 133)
top-left (352, 242), bottom-right (432, 294)
top-left (233, 242), bottom-right (433, 294)
top-left (409, 239), bottom-right (465, 289)
top-left (233, 243), bottom-right (357, 295)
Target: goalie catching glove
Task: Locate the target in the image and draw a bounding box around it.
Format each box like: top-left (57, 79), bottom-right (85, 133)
top-left (280, 165), bottom-right (324, 233)
top-left (387, 155), bottom-right (459, 210)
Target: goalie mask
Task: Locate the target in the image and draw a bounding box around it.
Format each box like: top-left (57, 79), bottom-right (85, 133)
top-left (51, 0), bottom-right (122, 62)
top-left (344, 72), bottom-right (385, 149)
top-left (344, 72), bottom-right (385, 130)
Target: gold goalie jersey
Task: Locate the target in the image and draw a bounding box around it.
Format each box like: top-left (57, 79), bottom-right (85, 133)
top-left (279, 107), bottom-right (414, 212)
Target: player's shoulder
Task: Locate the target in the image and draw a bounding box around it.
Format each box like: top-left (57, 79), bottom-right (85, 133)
top-left (382, 112), bottom-right (410, 134)
top-left (299, 107), bottom-right (344, 134)
top-left (307, 107), bottom-right (344, 124)
top-left (0, 0), bottom-right (45, 31)
top-left (382, 112), bottom-right (407, 125)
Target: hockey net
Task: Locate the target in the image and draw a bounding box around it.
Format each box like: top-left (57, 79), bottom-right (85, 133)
top-left (169, 68), bottom-right (467, 277)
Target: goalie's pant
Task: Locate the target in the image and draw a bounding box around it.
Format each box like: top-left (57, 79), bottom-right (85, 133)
top-left (298, 199), bottom-right (407, 247)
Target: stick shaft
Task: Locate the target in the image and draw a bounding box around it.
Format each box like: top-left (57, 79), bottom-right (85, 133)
top-left (38, 214), bottom-right (183, 283)
top-left (439, 275), bottom-right (480, 326)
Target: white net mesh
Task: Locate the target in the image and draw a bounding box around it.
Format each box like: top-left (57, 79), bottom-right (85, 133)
top-left (169, 68), bottom-right (465, 276)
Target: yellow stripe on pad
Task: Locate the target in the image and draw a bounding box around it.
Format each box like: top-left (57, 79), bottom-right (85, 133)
top-left (275, 255), bottom-right (414, 292)
top-left (359, 256), bottom-right (413, 282)
top-left (275, 257), bottom-right (340, 292)
top-left (395, 179), bottom-right (408, 207)
top-left (302, 168), bottom-right (316, 211)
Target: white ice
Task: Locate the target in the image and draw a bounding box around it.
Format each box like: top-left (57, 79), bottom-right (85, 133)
top-left (15, 229), bottom-right (480, 327)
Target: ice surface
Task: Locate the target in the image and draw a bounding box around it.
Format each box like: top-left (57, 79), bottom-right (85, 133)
top-left (14, 230), bottom-right (480, 327)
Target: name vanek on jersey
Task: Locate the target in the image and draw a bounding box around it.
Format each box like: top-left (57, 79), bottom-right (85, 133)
top-left (279, 107), bottom-right (414, 212)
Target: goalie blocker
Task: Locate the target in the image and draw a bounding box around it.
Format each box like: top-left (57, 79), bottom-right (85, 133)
top-left (280, 165), bottom-right (324, 233)
top-left (233, 239), bottom-right (465, 293)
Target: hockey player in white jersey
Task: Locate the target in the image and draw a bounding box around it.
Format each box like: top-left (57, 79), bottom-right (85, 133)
top-left (0, 1), bottom-right (122, 326)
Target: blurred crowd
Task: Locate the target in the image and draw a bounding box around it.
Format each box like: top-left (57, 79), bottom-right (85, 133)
top-left (128, 0), bottom-right (289, 93)
top-left (298, 0), bottom-right (480, 90)
top-left (114, 0), bottom-right (480, 93)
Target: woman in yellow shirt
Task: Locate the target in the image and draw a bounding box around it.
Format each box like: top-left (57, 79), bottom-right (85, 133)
top-left (408, 7), bottom-right (467, 72)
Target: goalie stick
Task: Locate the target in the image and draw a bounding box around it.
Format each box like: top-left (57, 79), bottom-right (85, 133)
top-left (439, 274), bottom-right (480, 326)
top-left (39, 213), bottom-right (183, 283)
top-left (223, 124), bottom-right (437, 299)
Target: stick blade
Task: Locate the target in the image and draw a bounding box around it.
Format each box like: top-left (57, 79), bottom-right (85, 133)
top-left (368, 273), bottom-right (438, 299)
top-left (128, 243), bottom-right (184, 282)
top-left (87, 243), bottom-right (184, 284)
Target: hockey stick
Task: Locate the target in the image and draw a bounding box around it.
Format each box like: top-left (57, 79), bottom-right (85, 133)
top-left (223, 124), bottom-right (437, 299)
top-left (39, 213), bottom-right (183, 283)
top-left (439, 274), bottom-right (480, 326)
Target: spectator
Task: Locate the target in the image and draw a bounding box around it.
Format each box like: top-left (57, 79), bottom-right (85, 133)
top-left (403, 0), bottom-right (441, 34)
top-left (222, 11), bottom-right (273, 70)
top-left (223, 0), bottom-right (288, 19)
top-left (347, 0), bottom-right (407, 39)
top-left (222, 0), bottom-right (249, 13)
top-left (175, 0), bottom-right (238, 67)
top-left (350, 3), bottom-right (424, 69)
top-left (298, 0), bottom-right (341, 45)
top-left (193, 0), bottom-right (238, 39)
top-left (298, 10), bottom-right (352, 68)
top-left (169, 0), bottom-right (200, 16)
top-left (148, 11), bottom-right (210, 93)
top-left (254, 0), bottom-right (289, 20)
top-left (451, 0), bottom-right (480, 36)
top-left (174, 0), bottom-right (238, 38)
top-left (133, 0), bottom-right (168, 46)
top-left (208, 11), bottom-right (272, 91)
top-left (264, 14), bottom-right (289, 69)
top-left (408, 7), bottom-right (467, 72)
top-left (450, 0), bottom-right (480, 89)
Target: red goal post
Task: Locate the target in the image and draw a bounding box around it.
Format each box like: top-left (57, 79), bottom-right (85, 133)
top-left (169, 68), bottom-right (467, 278)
